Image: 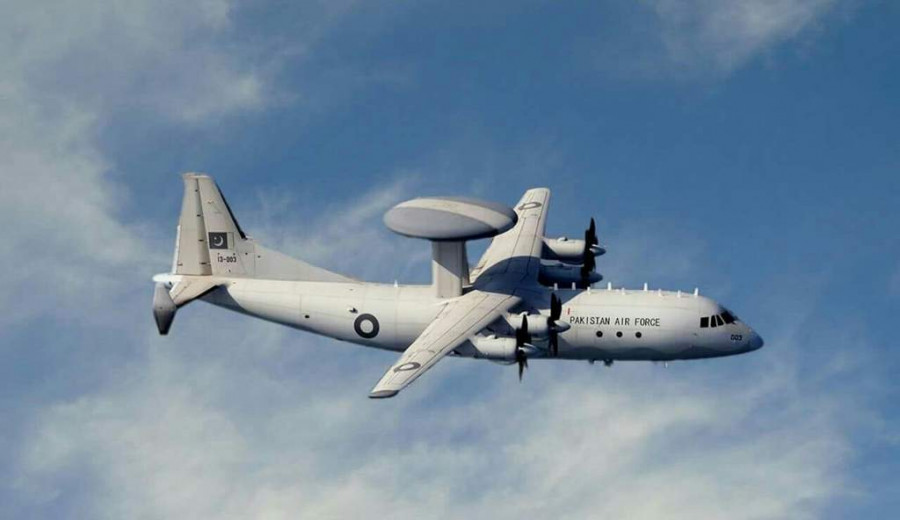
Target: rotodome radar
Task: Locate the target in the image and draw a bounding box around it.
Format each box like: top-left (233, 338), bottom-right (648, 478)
top-left (383, 196), bottom-right (518, 241)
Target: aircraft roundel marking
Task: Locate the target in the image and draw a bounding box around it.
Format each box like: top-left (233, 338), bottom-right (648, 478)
top-left (517, 201), bottom-right (543, 211)
top-left (353, 313), bottom-right (380, 339)
top-left (394, 362), bottom-right (421, 372)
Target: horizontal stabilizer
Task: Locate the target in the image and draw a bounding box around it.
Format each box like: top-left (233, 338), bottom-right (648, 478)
top-left (168, 277), bottom-right (220, 307)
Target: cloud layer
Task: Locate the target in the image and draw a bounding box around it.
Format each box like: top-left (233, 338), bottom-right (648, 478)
top-left (15, 306), bottom-right (862, 519)
top-left (595, 0), bottom-right (841, 78)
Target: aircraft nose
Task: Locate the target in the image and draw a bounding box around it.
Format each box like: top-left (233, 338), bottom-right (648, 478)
top-left (748, 330), bottom-right (764, 351)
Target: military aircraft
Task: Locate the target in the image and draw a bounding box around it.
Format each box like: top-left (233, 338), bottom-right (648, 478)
top-left (153, 174), bottom-right (764, 398)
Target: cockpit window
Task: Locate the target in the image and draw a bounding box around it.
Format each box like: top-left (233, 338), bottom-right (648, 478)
top-left (702, 311), bottom-right (739, 329)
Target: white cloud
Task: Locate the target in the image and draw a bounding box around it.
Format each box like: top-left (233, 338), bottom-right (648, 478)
top-left (0, 93), bottom-right (151, 327)
top-left (656, 0), bottom-right (837, 73)
top-left (599, 0), bottom-right (841, 78)
top-left (0, 0), bottom-right (271, 326)
top-left (16, 324), bottom-right (860, 519)
top-left (244, 174), bottom-right (432, 283)
top-left (0, 0), bottom-right (375, 324)
top-left (599, 219), bottom-right (707, 290)
top-left (1, 0), bottom-right (265, 122)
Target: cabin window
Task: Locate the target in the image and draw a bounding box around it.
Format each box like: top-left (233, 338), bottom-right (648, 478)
top-left (596, 330), bottom-right (603, 338)
top-left (616, 331), bottom-right (623, 338)
top-left (635, 332), bottom-right (642, 338)
top-left (700, 316), bottom-right (710, 328)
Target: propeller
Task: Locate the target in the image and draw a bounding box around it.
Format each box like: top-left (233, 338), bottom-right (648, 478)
top-left (580, 250), bottom-right (596, 286)
top-left (585, 217), bottom-right (598, 248)
top-left (580, 218), bottom-right (600, 286)
top-left (515, 315), bottom-right (531, 381)
top-left (548, 293), bottom-right (563, 357)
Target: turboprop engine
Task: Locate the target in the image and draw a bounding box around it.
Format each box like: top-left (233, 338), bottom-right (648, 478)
top-left (504, 312), bottom-right (550, 337)
top-left (468, 335), bottom-right (534, 361)
top-left (542, 218), bottom-right (606, 264)
top-left (542, 236), bottom-right (587, 263)
top-left (541, 218), bottom-right (605, 287)
top-left (503, 294), bottom-right (570, 356)
top-left (465, 294), bottom-right (572, 373)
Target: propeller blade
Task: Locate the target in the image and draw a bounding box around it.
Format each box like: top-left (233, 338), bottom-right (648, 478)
top-left (580, 253), bottom-right (596, 284)
top-left (516, 314), bottom-right (531, 346)
top-left (548, 293), bottom-right (562, 357)
top-left (550, 293), bottom-right (562, 322)
top-left (516, 349), bottom-right (528, 381)
top-left (514, 315), bottom-right (532, 379)
top-left (581, 218), bottom-right (600, 286)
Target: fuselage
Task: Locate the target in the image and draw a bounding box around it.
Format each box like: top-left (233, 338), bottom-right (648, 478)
top-left (202, 279), bottom-right (763, 362)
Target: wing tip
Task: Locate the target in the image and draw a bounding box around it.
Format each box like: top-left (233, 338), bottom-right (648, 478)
top-left (368, 389), bottom-right (399, 399)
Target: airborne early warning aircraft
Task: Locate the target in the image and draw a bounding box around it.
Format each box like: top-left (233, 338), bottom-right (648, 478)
top-left (153, 174), bottom-right (763, 398)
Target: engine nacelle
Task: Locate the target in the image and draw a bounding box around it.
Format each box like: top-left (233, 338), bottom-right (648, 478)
top-left (542, 237), bottom-right (586, 264)
top-left (543, 237), bottom-right (606, 264)
top-left (539, 263), bottom-right (602, 287)
top-left (504, 313), bottom-right (550, 337)
top-left (468, 335), bottom-right (518, 360)
top-left (463, 335), bottom-right (544, 361)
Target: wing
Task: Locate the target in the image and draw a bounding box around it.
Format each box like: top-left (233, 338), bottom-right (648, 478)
top-left (470, 188), bottom-right (550, 287)
top-left (369, 290), bottom-right (521, 398)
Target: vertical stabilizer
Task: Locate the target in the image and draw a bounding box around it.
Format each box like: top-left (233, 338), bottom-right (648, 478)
top-left (173, 174), bottom-right (212, 275)
top-left (154, 173), bottom-right (356, 335)
top-left (193, 173), bottom-right (256, 276)
top-left (168, 172), bottom-right (354, 282)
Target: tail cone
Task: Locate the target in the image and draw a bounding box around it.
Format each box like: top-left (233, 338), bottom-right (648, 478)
top-left (152, 283), bottom-right (177, 335)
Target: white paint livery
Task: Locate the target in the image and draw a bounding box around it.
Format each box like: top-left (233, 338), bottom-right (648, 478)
top-left (153, 174), bottom-right (764, 398)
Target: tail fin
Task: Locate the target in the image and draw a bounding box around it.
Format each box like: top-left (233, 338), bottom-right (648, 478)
top-left (173, 173), bottom-right (252, 276)
top-left (173, 174), bottom-right (210, 275)
top-left (155, 173), bottom-right (354, 335)
top-left (170, 172), bottom-right (353, 282)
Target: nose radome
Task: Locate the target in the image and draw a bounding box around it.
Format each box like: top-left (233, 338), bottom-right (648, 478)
top-left (748, 330), bottom-right (764, 351)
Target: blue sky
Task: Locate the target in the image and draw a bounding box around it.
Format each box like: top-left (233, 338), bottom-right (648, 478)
top-left (1, 1), bottom-right (898, 518)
